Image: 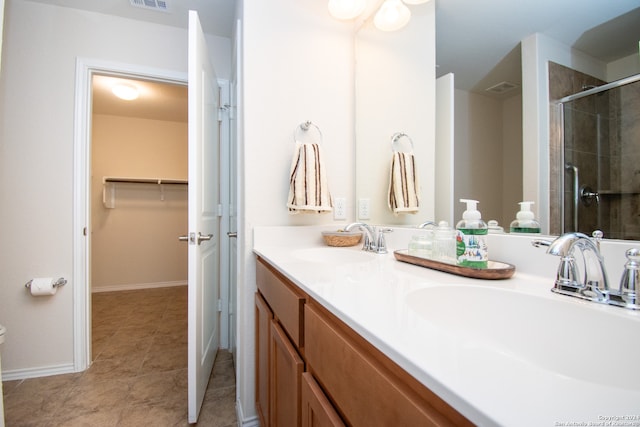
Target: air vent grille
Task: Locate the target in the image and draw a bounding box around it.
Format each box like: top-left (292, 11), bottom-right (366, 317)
top-left (129, 0), bottom-right (170, 13)
top-left (485, 81), bottom-right (519, 95)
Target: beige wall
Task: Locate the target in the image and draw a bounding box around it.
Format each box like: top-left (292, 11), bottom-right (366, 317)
top-left (454, 90), bottom-right (501, 224)
top-left (237, 0), bottom-right (357, 421)
top-left (502, 94), bottom-right (523, 223)
top-left (0, 0), bottom-right (229, 375)
top-left (91, 114), bottom-right (188, 292)
top-left (355, 1), bottom-right (436, 226)
top-left (453, 90), bottom-right (523, 228)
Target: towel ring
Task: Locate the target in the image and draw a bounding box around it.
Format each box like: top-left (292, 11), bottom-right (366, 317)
top-left (391, 132), bottom-right (414, 153)
top-left (294, 121), bottom-right (323, 145)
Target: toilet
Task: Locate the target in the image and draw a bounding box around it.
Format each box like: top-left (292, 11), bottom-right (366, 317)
top-left (0, 324), bottom-right (5, 427)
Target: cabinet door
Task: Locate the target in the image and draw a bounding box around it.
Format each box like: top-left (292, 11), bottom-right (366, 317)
top-left (301, 372), bottom-right (345, 427)
top-left (255, 292), bottom-right (273, 427)
top-left (305, 303), bottom-right (472, 427)
top-left (270, 320), bottom-right (304, 427)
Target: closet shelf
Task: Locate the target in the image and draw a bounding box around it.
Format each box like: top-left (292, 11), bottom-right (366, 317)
top-left (102, 176), bottom-right (188, 208)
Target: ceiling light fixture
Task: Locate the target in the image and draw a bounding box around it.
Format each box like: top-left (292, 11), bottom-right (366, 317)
top-left (374, 0), bottom-right (411, 32)
top-left (328, 0), bottom-right (428, 31)
top-left (328, 0), bottom-right (366, 20)
top-left (112, 84), bottom-right (139, 101)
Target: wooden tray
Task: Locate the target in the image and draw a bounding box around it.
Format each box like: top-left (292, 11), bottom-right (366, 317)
top-left (394, 249), bottom-right (515, 280)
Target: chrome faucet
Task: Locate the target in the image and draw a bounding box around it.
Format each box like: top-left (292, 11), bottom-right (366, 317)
top-left (532, 232), bottom-right (609, 302)
top-left (344, 222), bottom-right (392, 254)
top-left (417, 221), bottom-right (436, 229)
top-left (532, 231), bottom-right (640, 310)
top-left (618, 248), bottom-right (640, 308)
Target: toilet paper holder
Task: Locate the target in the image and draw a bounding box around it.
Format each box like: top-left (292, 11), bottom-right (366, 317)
top-left (24, 277), bottom-right (67, 289)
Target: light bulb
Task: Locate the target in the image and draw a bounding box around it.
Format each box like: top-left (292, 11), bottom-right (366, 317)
top-left (402, 0), bottom-right (430, 4)
top-left (112, 84), bottom-right (139, 101)
top-left (328, 0), bottom-right (366, 20)
top-left (374, 0), bottom-right (411, 31)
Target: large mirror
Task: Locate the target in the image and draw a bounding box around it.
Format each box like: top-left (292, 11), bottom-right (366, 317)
top-left (355, 0), bottom-right (640, 239)
top-left (355, 1), bottom-right (436, 227)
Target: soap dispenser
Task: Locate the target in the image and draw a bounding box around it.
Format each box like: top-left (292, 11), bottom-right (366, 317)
top-left (456, 199), bottom-right (488, 268)
top-left (510, 201), bottom-right (541, 233)
top-left (487, 220), bottom-right (504, 234)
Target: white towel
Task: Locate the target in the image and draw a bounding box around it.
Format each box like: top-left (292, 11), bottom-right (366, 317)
top-left (388, 151), bottom-right (420, 215)
top-left (287, 142), bottom-right (333, 214)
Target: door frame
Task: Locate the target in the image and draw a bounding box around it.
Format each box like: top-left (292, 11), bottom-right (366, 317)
top-left (73, 57), bottom-right (230, 371)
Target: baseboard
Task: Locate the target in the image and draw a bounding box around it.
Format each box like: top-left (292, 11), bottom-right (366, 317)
top-left (236, 400), bottom-right (260, 427)
top-left (91, 280), bottom-right (187, 293)
top-left (1, 362), bottom-right (76, 381)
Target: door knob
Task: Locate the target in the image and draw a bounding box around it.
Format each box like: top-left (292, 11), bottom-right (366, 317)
top-left (178, 232), bottom-right (213, 245)
top-left (227, 232), bottom-right (237, 238)
top-left (196, 232), bottom-right (213, 244)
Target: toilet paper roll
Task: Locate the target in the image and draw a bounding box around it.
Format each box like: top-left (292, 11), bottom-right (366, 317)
top-left (30, 277), bottom-right (57, 296)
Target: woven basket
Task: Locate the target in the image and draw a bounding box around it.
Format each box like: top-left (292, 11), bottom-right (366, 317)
top-left (321, 231), bottom-right (363, 247)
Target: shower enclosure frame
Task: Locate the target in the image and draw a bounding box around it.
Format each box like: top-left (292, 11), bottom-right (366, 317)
top-left (558, 73), bottom-right (640, 238)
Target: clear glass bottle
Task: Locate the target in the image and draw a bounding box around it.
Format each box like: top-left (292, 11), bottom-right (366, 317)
top-left (408, 231), bottom-right (433, 259)
top-left (432, 221), bottom-right (456, 264)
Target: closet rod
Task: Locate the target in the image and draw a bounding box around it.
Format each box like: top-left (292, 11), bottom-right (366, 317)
top-left (103, 177), bottom-right (188, 185)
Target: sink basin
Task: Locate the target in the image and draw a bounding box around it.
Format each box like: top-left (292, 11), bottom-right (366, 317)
top-left (406, 285), bottom-right (640, 390)
top-left (291, 247), bottom-right (374, 264)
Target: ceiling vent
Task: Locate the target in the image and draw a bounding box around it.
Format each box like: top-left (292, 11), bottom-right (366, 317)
top-left (485, 81), bottom-right (519, 95)
top-left (129, 0), bottom-right (170, 13)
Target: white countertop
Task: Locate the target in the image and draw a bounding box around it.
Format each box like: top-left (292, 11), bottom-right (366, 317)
top-left (253, 225), bottom-right (640, 427)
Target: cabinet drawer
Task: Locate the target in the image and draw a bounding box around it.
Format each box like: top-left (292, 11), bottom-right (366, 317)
top-left (256, 257), bottom-right (305, 348)
top-left (304, 302), bottom-right (472, 427)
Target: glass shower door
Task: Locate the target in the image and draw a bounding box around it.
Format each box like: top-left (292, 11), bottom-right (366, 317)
top-left (561, 74), bottom-right (640, 240)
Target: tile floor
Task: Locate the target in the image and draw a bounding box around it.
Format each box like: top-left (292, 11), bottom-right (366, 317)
top-left (2, 286), bottom-right (237, 426)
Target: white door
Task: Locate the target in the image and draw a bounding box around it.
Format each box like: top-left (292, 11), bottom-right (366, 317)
top-left (187, 10), bottom-right (221, 423)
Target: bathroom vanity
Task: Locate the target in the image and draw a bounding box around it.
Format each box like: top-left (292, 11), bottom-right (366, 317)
top-left (255, 256), bottom-right (471, 426)
top-left (254, 226), bottom-right (640, 426)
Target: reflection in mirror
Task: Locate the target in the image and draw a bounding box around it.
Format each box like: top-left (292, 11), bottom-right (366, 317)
top-left (460, 4), bottom-right (640, 237)
top-left (356, 0), bottom-right (640, 237)
top-left (551, 71), bottom-right (640, 240)
top-left (355, 1), bottom-right (436, 226)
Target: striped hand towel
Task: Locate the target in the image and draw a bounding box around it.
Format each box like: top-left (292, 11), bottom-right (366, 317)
top-left (388, 151), bottom-right (420, 215)
top-left (287, 142), bottom-right (333, 214)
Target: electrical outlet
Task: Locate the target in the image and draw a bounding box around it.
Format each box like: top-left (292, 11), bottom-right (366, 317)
top-left (358, 198), bottom-right (370, 220)
top-left (334, 197), bottom-right (346, 220)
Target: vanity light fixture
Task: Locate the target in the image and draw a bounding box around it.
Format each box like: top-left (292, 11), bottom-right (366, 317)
top-left (374, 0), bottom-right (411, 31)
top-left (112, 83), bottom-right (139, 101)
top-left (328, 0), bottom-right (430, 31)
top-left (328, 0), bottom-right (366, 20)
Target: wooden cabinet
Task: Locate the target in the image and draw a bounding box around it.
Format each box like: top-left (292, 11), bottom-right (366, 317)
top-left (255, 258), bottom-right (306, 427)
top-left (270, 320), bottom-right (304, 426)
top-left (255, 256), bottom-right (471, 427)
top-left (255, 292), bottom-right (272, 427)
top-left (304, 302), bottom-right (473, 427)
top-left (301, 372), bottom-right (345, 427)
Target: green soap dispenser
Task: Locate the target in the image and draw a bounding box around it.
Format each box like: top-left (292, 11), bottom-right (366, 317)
top-left (510, 201), bottom-right (541, 233)
top-left (456, 199), bottom-right (488, 269)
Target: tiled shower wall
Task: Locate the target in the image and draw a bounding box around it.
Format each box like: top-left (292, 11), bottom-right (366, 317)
top-left (549, 62), bottom-right (640, 240)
